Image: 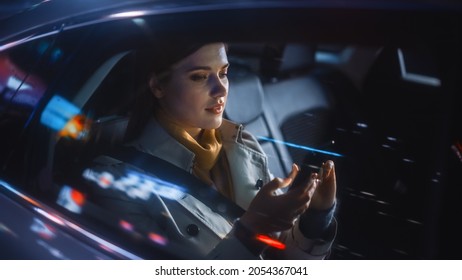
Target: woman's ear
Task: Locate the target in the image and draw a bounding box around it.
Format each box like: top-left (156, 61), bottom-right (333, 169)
top-left (149, 74), bottom-right (164, 98)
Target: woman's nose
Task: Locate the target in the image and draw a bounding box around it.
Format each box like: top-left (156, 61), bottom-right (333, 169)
top-left (210, 75), bottom-right (228, 98)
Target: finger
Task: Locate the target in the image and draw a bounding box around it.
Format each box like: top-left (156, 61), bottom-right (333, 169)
top-left (280, 163), bottom-right (299, 190)
top-left (288, 163), bottom-right (299, 181)
top-left (284, 172), bottom-right (316, 203)
top-left (308, 179), bottom-right (320, 199)
top-left (298, 174), bottom-right (319, 201)
top-left (298, 172), bottom-right (319, 195)
top-left (285, 174), bottom-right (319, 211)
top-left (291, 178), bottom-right (321, 215)
top-left (321, 160), bottom-right (335, 182)
top-left (263, 163), bottom-right (299, 194)
top-left (260, 177), bottom-right (288, 194)
top-left (318, 161), bottom-right (336, 198)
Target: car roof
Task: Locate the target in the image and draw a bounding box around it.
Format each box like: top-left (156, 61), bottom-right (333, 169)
top-left (1, 0), bottom-right (461, 46)
top-left (0, 0), bottom-right (46, 20)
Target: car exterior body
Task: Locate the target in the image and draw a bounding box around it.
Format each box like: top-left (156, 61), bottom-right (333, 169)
top-left (1, 0), bottom-right (462, 259)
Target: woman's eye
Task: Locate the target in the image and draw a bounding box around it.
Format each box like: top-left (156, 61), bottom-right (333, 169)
top-left (219, 72), bottom-right (228, 78)
top-left (190, 74), bottom-right (207, 81)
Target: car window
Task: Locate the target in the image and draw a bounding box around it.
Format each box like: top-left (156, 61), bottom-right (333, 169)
top-left (1, 6), bottom-right (461, 260)
top-left (0, 36), bottom-right (62, 178)
top-left (37, 19), bottom-right (197, 259)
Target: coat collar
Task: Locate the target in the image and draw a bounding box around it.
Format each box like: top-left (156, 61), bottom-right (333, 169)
top-left (128, 116), bottom-right (243, 171)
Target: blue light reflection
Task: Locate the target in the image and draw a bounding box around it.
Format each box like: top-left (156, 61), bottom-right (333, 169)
top-left (258, 136), bottom-right (343, 157)
top-left (40, 95), bottom-right (80, 131)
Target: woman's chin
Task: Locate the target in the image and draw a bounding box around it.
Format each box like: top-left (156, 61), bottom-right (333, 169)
top-left (204, 117), bottom-right (223, 130)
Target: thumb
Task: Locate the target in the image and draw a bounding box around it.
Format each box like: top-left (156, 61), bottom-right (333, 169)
top-left (321, 160), bottom-right (336, 183)
top-left (260, 177), bottom-right (291, 194)
top-left (261, 164), bottom-right (299, 194)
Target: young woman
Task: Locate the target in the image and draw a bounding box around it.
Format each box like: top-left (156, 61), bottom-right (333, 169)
top-left (94, 41), bottom-right (337, 259)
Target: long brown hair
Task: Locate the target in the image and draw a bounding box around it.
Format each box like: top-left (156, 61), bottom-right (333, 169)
top-left (125, 38), bottom-right (221, 141)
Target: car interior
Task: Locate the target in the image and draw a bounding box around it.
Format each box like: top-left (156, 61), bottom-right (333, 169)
top-left (45, 33), bottom-right (441, 257)
top-left (48, 37), bottom-right (391, 259)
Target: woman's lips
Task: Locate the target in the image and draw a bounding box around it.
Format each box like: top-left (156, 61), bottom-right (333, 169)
top-left (206, 104), bottom-right (224, 114)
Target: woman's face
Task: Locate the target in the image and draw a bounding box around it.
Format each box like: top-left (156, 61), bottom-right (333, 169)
top-left (153, 43), bottom-right (229, 137)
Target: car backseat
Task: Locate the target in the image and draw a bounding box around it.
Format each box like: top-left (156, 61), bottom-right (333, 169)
top-left (226, 43), bottom-right (335, 178)
top-left (226, 67), bottom-right (292, 178)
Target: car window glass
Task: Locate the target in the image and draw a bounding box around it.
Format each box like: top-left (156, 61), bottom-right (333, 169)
top-left (0, 36), bottom-right (64, 177)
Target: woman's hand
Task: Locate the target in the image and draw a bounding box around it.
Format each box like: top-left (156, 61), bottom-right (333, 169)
top-left (240, 164), bottom-right (320, 234)
top-left (309, 160), bottom-right (337, 210)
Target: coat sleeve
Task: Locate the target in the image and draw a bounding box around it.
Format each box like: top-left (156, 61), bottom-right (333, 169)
top-left (239, 128), bottom-right (338, 260)
top-left (275, 218), bottom-right (337, 259)
top-left (207, 218), bottom-right (337, 260)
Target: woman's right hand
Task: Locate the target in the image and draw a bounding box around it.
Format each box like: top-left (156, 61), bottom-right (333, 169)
top-left (239, 164), bottom-right (320, 234)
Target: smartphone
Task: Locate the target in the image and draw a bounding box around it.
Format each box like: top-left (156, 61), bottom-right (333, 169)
top-left (289, 163), bottom-right (312, 191)
top-left (289, 163), bottom-right (323, 191)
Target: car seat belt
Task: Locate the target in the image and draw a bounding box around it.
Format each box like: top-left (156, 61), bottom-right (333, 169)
top-left (107, 146), bottom-right (246, 222)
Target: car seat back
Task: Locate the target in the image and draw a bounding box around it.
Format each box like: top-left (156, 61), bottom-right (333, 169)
top-left (226, 66), bottom-right (290, 178)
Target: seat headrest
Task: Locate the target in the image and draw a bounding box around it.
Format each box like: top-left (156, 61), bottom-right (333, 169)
top-left (226, 74), bottom-right (264, 124)
top-left (279, 43), bottom-right (315, 73)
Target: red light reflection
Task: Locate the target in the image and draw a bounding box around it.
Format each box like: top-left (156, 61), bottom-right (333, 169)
top-left (148, 232), bottom-right (168, 246)
top-left (70, 189), bottom-right (85, 206)
top-left (255, 234), bottom-right (286, 250)
top-left (119, 220), bottom-right (134, 232)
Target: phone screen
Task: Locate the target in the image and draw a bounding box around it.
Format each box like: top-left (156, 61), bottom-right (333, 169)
top-left (289, 164), bottom-right (312, 190)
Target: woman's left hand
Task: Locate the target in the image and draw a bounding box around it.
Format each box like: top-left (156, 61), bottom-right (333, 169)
top-left (309, 160), bottom-right (337, 210)
top-left (240, 164), bottom-right (319, 234)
